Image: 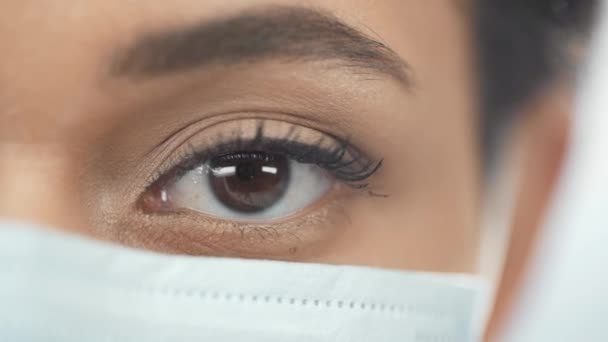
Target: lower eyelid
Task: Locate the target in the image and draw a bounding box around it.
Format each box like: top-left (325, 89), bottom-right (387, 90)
top-left (116, 187), bottom-right (352, 259)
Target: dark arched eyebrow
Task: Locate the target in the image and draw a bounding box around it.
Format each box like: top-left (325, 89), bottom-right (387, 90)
top-left (111, 6), bottom-right (411, 85)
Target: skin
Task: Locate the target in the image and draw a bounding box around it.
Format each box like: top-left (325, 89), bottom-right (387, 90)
top-left (0, 0), bottom-right (564, 284)
top-left (0, 0), bottom-right (480, 272)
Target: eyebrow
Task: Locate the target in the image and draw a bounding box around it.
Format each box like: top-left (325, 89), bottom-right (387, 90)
top-left (111, 6), bottom-right (411, 85)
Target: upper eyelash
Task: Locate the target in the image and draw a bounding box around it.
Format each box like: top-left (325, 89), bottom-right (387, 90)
top-left (155, 124), bottom-right (382, 188)
top-left (177, 138), bottom-right (380, 185)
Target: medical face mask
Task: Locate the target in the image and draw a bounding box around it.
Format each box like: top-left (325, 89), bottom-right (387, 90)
top-left (0, 222), bottom-right (488, 342)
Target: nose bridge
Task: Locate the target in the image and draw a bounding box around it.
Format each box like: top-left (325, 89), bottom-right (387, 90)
top-left (0, 143), bottom-right (84, 230)
top-left (0, 7), bottom-right (108, 232)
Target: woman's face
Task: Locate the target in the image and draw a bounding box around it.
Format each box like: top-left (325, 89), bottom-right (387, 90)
top-left (0, 0), bottom-right (480, 272)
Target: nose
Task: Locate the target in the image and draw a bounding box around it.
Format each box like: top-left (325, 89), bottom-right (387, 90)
top-left (0, 143), bottom-right (84, 231)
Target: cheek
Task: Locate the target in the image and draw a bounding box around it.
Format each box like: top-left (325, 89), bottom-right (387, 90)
top-left (0, 145), bottom-right (90, 232)
top-left (306, 170), bottom-right (480, 272)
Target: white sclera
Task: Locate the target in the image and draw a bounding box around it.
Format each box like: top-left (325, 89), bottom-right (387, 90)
top-left (171, 160), bottom-right (332, 221)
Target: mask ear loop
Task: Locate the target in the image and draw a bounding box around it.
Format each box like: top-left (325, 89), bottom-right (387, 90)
top-left (475, 121), bottom-right (526, 340)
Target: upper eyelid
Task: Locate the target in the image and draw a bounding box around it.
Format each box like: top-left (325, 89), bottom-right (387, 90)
top-left (143, 113), bottom-right (348, 162)
top-left (140, 118), bottom-right (379, 191)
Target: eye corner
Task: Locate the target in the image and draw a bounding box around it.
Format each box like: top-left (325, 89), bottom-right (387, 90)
top-left (136, 180), bottom-right (173, 214)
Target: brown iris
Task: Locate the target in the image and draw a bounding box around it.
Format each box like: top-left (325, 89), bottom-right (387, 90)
top-left (208, 152), bottom-right (290, 213)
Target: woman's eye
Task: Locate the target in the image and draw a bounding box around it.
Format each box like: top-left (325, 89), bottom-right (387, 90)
top-left (136, 119), bottom-right (382, 244)
top-left (163, 151), bottom-right (333, 221)
top-left (132, 120), bottom-right (382, 256)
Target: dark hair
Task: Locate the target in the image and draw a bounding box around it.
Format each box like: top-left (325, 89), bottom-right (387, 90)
top-left (475, 0), bottom-right (597, 160)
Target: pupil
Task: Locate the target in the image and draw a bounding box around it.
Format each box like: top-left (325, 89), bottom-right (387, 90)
top-left (236, 162), bottom-right (256, 181)
top-left (208, 152), bottom-right (290, 213)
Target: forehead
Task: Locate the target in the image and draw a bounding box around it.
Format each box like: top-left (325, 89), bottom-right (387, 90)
top-left (1, 0), bottom-right (463, 64)
top-left (0, 1), bottom-right (470, 140)
top-left (1, 0), bottom-right (466, 77)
